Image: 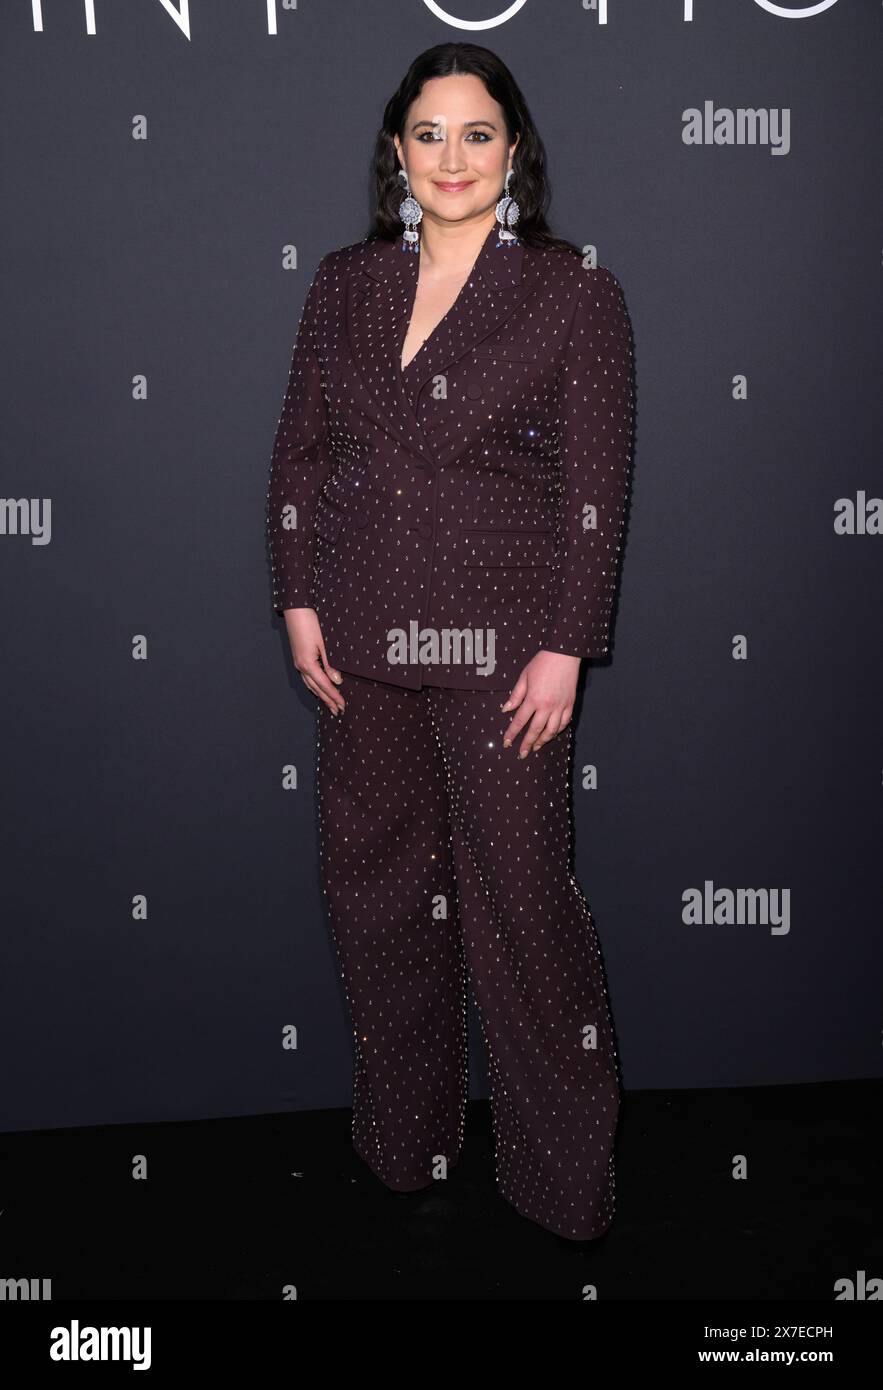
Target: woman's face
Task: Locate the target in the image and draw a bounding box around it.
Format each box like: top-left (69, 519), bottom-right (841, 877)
top-left (394, 74), bottom-right (518, 229)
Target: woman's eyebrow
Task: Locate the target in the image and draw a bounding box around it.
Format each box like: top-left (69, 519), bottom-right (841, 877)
top-left (410, 118), bottom-right (498, 130)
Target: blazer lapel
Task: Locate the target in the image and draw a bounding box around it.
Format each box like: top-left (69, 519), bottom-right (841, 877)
top-left (345, 226), bottom-right (533, 467)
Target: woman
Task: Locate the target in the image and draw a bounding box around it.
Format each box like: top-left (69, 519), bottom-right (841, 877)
top-left (266, 42), bottom-right (635, 1243)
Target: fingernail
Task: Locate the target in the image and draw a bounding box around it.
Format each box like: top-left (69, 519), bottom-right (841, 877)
top-left (502, 739), bottom-right (511, 748)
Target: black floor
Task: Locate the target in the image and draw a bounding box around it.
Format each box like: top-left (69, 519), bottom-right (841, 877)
top-left (1, 1079), bottom-right (880, 1300)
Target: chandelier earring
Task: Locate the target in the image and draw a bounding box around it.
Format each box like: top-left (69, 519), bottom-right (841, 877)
top-left (495, 169), bottom-right (520, 247)
top-left (397, 168), bottom-right (422, 253)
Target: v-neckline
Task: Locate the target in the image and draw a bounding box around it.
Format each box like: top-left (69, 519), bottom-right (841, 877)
top-left (398, 224), bottom-right (497, 377)
top-left (400, 336), bottom-right (430, 375)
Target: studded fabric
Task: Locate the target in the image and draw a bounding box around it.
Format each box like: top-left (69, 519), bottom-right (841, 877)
top-left (265, 225), bottom-right (635, 690)
top-left (268, 225), bottom-right (633, 1241)
top-left (316, 668), bottom-right (621, 1241)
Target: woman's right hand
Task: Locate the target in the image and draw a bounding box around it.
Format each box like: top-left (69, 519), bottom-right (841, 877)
top-left (283, 607), bottom-right (345, 715)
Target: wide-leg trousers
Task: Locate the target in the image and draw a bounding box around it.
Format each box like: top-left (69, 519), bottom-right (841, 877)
top-left (315, 669), bottom-right (621, 1241)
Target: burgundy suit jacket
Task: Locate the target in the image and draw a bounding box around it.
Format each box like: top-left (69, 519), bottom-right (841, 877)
top-left (266, 225), bottom-right (635, 691)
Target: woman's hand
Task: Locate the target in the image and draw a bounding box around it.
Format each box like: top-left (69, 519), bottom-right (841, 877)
top-left (283, 607), bottom-right (345, 715)
top-left (501, 650), bottom-right (581, 757)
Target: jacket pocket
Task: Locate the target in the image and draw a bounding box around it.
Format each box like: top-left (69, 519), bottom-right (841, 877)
top-left (471, 344), bottom-right (538, 362)
top-left (460, 526), bottom-right (554, 567)
top-left (313, 501), bottom-right (344, 544)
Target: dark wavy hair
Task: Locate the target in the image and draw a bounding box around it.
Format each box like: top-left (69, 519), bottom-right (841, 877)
top-left (365, 42), bottom-right (581, 256)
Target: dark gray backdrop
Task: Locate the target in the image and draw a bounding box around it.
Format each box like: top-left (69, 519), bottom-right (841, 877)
top-left (2, 0), bottom-right (880, 1133)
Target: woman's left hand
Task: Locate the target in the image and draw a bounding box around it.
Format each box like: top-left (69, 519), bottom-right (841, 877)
top-left (500, 650), bottom-right (581, 757)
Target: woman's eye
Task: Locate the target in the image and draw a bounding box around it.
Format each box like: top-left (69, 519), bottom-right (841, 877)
top-left (414, 130), bottom-right (492, 143)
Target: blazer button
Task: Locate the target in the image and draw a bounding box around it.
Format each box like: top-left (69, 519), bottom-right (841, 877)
top-left (353, 509), bottom-right (369, 527)
top-left (417, 522), bottom-right (432, 539)
top-left (466, 382), bottom-right (483, 400)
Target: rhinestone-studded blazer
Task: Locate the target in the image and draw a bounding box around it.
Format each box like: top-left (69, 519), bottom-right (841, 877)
top-left (266, 226), bottom-right (635, 692)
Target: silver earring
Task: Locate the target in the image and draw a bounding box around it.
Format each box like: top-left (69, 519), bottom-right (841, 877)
top-left (495, 169), bottom-right (520, 247)
top-left (397, 168), bottom-right (422, 253)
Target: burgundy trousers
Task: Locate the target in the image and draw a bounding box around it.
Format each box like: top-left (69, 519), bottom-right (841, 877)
top-left (315, 670), bottom-right (621, 1241)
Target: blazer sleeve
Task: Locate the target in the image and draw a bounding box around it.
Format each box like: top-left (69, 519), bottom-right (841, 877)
top-left (539, 265), bottom-right (635, 659)
top-left (265, 256), bottom-right (333, 614)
